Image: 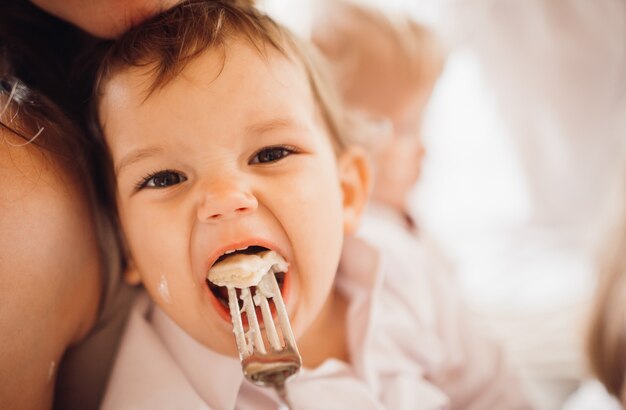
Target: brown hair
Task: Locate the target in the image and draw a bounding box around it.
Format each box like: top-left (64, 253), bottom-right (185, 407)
top-left (0, 0), bottom-right (99, 127)
top-left (92, 0), bottom-right (350, 152)
top-left (587, 184), bottom-right (626, 398)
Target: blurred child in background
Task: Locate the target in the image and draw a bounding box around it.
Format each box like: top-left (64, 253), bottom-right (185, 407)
top-left (312, 2), bottom-right (530, 407)
top-left (313, 0), bottom-right (443, 231)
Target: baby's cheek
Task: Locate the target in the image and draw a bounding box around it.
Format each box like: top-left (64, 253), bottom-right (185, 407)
top-left (284, 179), bottom-right (343, 311)
top-left (141, 270), bottom-right (188, 311)
top-left (297, 208), bottom-right (343, 299)
top-left (123, 212), bottom-right (178, 285)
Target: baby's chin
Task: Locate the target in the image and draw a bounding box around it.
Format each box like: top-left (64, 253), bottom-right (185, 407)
top-left (201, 336), bottom-right (241, 358)
top-left (179, 315), bottom-right (242, 358)
top-left (150, 294), bottom-right (246, 358)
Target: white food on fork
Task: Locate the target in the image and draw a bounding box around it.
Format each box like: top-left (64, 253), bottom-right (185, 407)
top-left (207, 250), bottom-right (288, 288)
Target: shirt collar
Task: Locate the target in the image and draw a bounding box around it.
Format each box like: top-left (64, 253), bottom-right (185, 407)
top-left (336, 236), bottom-right (383, 383)
top-left (101, 294), bottom-right (211, 409)
top-left (151, 307), bottom-right (244, 410)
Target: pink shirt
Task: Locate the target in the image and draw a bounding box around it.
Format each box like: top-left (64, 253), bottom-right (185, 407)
top-left (102, 234), bottom-right (530, 409)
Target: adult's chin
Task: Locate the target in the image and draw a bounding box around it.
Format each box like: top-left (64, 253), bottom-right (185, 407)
top-left (30, 0), bottom-right (180, 38)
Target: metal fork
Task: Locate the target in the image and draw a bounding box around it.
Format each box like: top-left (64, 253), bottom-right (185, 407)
top-left (226, 272), bottom-right (302, 408)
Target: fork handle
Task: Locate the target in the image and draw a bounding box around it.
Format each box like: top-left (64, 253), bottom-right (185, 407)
top-left (275, 382), bottom-right (294, 410)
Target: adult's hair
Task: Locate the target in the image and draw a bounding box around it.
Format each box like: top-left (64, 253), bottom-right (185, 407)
top-left (0, 71), bottom-right (91, 190)
top-left (0, 0), bottom-right (117, 216)
top-left (587, 178), bottom-right (626, 398)
top-left (0, 0), bottom-right (98, 124)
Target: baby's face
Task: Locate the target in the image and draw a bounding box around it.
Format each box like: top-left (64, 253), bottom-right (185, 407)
top-left (99, 39), bottom-right (362, 356)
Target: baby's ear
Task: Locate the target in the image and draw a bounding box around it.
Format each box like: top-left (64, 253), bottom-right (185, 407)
top-left (124, 259), bottom-right (142, 285)
top-left (338, 145), bottom-right (371, 235)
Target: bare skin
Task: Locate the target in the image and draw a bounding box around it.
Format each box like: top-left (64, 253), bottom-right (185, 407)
top-left (0, 129), bottom-right (101, 409)
top-left (29, 0), bottom-right (180, 38)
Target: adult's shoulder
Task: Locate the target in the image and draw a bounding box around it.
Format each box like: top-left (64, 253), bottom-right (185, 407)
top-left (0, 128), bottom-right (102, 409)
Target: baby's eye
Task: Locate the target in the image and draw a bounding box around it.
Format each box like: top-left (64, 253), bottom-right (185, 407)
top-left (137, 170), bottom-right (187, 190)
top-left (250, 146), bottom-right (297, 164)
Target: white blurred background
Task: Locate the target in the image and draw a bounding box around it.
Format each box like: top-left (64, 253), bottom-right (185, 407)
top-left (259, 1), bottom-right (626, 408)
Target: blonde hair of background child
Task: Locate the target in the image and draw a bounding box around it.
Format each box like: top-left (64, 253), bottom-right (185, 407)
top-left (312, 0), bottom-right (444, 118)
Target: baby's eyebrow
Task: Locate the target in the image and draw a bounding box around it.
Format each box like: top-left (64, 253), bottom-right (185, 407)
top-left (116, 146), bottom-right (163, 176)
top-left (245, 118), bottom-right (303, 135)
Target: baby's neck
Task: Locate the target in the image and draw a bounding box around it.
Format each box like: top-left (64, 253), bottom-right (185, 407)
top-left (297, 288), bottom-right (349, 368)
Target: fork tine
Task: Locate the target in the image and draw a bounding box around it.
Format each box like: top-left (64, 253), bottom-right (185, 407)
top-left (240, 287), bottom-right (266, 354)
top-left (227, 272), bottom-right (300, 373)
top-left (266, 273), bottom-right (299, 353)
top-left (227, 286), bottom-right (249, 358)
top-left (254, 291), bottom-right (282, 351)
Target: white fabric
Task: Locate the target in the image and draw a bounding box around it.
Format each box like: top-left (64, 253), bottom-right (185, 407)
top-left (415, 0), bottom-right (626, 311)
top-left (562, 380), bottom-right (622, 410)
top-left (406, 1), bottom-right (626, 408)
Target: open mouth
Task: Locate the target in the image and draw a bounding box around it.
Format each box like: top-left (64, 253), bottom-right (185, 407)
top-left (206, 245), bottom-right (288, 325)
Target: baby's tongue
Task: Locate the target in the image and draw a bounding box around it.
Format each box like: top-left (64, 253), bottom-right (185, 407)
top-left (207, 250), bottom-right (288, 288)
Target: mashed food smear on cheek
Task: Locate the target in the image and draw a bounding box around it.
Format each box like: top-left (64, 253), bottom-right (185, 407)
top-left (207, 250), bottom-right (288, 288)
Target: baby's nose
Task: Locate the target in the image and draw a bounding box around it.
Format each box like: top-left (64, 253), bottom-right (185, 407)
top-left (197, 185), bottom-right (258, 222)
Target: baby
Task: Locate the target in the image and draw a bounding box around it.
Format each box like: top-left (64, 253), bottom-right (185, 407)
top-left (92, 1), bottom-right (530, 408)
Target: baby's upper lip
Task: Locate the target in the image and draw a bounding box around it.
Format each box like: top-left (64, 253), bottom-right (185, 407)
top-left (204, 238), bottom-right (289, 273)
